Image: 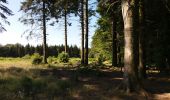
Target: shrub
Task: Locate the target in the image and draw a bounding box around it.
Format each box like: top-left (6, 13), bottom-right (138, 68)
top-left (22, 54), bottom-right (31, 59)
top-left (31, 53), bottom-right (42, 65)
top-left (58, 52), bottom-right (69, 63)
top-left (97, 54), bottom-right (105, 65)
top-left (47, 56), bottom-right (57, 64)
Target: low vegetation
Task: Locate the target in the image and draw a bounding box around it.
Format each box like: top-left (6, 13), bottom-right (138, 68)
top-left (31, 53), bottom-right (43, 65)
top-left (0, 57), bottom-right (170, 99)
top-left (58, 52), bottom-right (69, 63)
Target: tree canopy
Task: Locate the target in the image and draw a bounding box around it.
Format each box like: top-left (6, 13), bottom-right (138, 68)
top-left (0, 0), bottom-right (13, 32)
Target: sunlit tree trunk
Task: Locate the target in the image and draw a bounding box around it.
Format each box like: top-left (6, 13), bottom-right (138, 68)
top-left (122, 0), bottom-right (140, 92)
top-left (84, 0), bottom-right (89, 65)
top-left (42, 1), bottom-right (47, 64)
top-left (81, 0), bottom-right (85, 65)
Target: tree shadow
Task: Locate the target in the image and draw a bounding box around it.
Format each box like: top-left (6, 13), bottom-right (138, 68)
top-left (144, 73), bottom-right (170, 100)
top-left (0, 66), bottom-right (170, 100)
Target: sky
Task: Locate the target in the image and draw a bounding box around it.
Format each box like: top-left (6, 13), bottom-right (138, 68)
top-left (0, 0), bottom-right (97, 47)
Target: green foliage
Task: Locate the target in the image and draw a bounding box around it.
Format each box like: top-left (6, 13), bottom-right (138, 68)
top-left (58, 52), bottom-right (69, 63)
top-left (31, 53), bottom-right (42, 65)
top-left (0, 44), bottom-right (80, 58)
top-left (91, 0), bottom-right (123, 66)
top-left (22, 54), bottom-right (31, 59)
top-left (96, 54), bottom-right (105, 65)
top-left (47, 56), bottom-right (57, 64)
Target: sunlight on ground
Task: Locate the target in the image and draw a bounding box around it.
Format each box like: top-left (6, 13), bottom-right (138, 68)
top-left (154, 93), bottom-right (170, 100)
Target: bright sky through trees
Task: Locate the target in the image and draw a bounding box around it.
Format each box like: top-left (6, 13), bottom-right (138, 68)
top-left (0, 0), bottom-right (97, 47)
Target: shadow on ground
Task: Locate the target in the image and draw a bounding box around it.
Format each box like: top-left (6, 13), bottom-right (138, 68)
top-left (0, 66), bottom-right (170, 100)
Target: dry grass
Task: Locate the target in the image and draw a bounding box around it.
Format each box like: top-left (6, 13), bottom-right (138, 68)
top-left (0, 57), bottom-right (32, 69)
top-left (0, 58), bottom-right (170, 100)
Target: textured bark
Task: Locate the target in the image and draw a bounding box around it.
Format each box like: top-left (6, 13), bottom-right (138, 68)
top-left (111, 15), bottom-right (118, 67)
top-left (138, 0), bottom-right (146, 79)
top-left (81, 0), bottom-right (85, 65)
top-left (42, 1), bottom-right (47, 64)
top-left (122, 0), bottom-right (140, 92)
top-left (84, 0), bottom-right (88, 65)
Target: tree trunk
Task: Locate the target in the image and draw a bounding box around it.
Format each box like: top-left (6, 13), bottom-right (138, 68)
top-left (64, 2), bottom-right (68, 53)
top-left (138, 0), bottom-right (146, 79)
top-left (81, 0), bottom-right (85, 65)
top-left (84, 0), bottom-right (88, 65)
top-left (117, 39), bottom-right (122, 68)
top-left (42, 1), bottom-right (47, 64)
top-left (122, 0), bottom-right (140, 92)
top-left (111, 15), bottom-right (118, 67)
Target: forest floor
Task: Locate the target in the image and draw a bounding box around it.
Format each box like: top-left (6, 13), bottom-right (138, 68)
top-left (0, 58), bottom-right (170, 100)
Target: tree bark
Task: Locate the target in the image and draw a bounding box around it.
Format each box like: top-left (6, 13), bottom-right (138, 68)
top-left (122, 0), bottom-right (140, 92)
top-left (42, 1), bottom-right (47, 64)
top-left (111, 15), bottom-right (118, 67)
top-left (138, 0), bottom-right (146, 79)
top-left (84, 0), bottom-right (88, 65)
top-left (64, 1), bottom-right (68, 53)
top-left (81, 0), bottom-right (85, 65)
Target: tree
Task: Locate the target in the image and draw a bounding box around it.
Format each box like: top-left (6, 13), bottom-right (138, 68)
top-left (42, 0), bottom-right (47, 63)
top-left (108, 0), bottom-right (119, 67)
top-left (97, 0), bottom-right (119, 67)
top-left (0, 0), bottom-right (13, 32)
top-left (145, 0), bottom-right (170, 73)
top-left (84, 0), bottom-right (89, 65)
top-left (111, 12), bottom-right (117, 67)
top-left (121, 0), bottom-right (141, 92)
top-left (48, 0), bottom-right (80, 54)
top-left (81, 0), bottom-right (85, 65)
top-left (138, 0), bottom-right (146, 79)
top-left (91, 0), bottom-right (123, 66)
top-left (64, 0), bottom-right (68, 53)
top-left (19, 0), bottom-right (51, 63)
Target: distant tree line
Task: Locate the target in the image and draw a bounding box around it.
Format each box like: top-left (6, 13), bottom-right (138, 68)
top-left (0, 43), bottom-right (80, 58)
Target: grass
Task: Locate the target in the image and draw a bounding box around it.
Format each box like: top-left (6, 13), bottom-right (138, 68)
top-left (0, 57), bottom-right (32, 69)
top-left (0, 57), bottom-right (170, 100)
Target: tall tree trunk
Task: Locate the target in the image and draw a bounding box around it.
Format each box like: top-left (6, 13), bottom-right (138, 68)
top-left (84, 0), bottom-right (88, 65)
top-left (64, 2), bottom-right (68, 53)
top-left (122, 0), bottom-right (140, 92)
top-left (138, 0), bottom-right (146, 79)
top-left (81, 0), bottom-right (85, 65)
top-left (111, 15), bottom-right (118, 67)
top-left (117, 37), bottom-right (122, 68)
top-left (42, 1), bottom-right (47, 64)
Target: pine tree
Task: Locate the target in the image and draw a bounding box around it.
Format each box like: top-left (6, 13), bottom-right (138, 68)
top-left (0, 0), bottom-right (13, 32)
